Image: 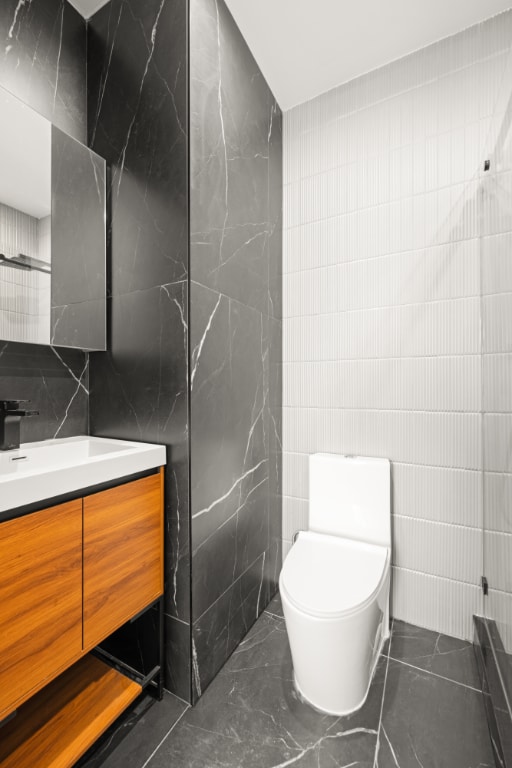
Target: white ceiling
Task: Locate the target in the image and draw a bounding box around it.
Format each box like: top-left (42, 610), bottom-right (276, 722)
top-left (68, 0), bottom-right (109, 19)
top-left (69, 0), bottom-right (512, 110)
top-left (224, 0), bottom-right (512, 110)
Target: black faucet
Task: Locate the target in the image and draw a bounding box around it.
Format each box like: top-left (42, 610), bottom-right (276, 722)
top-left (0, 400), bottom-right (39, 451)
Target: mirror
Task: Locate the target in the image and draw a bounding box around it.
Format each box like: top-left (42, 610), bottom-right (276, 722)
top-left (0, 88), bottom-right (106, 351)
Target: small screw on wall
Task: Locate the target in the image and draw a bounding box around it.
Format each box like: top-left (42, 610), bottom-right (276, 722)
top-left (484, 160), bottom-right (491, 172)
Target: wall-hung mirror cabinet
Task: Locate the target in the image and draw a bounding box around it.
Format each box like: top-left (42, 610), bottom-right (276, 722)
top-left (0, 87), bottom-right (106, 351)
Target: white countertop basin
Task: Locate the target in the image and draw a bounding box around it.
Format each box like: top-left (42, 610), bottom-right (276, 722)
top-left (0, 436), bottom-right (166, 513)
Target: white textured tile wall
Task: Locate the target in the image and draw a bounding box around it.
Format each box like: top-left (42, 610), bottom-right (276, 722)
top-left (283, 11), bottom-right (512, 642)
top-left (0, 203), bottom-right (50, 344)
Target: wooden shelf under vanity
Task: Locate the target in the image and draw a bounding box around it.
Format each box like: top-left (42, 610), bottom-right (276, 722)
top-left (0, 655), bottom-right (142, 768)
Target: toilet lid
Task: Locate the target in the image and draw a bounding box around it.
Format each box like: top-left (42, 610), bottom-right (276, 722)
top-left (280, 532), bottom-right (389, 618)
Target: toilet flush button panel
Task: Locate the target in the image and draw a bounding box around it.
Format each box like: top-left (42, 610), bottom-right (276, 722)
top-left (309, 454), bottom-right (390, 548)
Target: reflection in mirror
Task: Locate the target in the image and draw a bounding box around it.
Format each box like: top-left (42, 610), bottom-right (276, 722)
top-left (0, 89), bottom-right (51, 345)
top-left (0, 87), bottom-right (106, 351)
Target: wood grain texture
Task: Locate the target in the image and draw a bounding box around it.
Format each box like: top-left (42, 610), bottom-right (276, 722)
top-left (0, 655), bottom-right (142, 768)
top-left (83, 472), bottom-right (163, 651)
top-left (0, 501), bottom-right (83, 720)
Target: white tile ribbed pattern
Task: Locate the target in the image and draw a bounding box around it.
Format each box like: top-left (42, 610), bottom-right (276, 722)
top-left (485, 531), bottom-right (512, 593)
top-left (283, 11), bottom-right (512, 641)
top-left (393, 464), bottom-right (481, 528)
top-left (0, 202), bottom-right (50, 344)
top-left (283, 409), bottom-right (481, 468)
top-left (392, 567), bottom-right (483, 641)
top-left (283, 496), bottom-right (308, 543)
top-left (485, 472), bottom-right (512, 534)
top-left (392, 516), bottom-right (481, 584)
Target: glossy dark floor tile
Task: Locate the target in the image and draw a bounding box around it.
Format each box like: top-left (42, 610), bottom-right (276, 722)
top-left (264, 591), bottom-right (284, 618)
top-left (86, 609), bottom-right (493, 768)
top-left (390, 619), bottom-right (482, 690)
top-left (376, 658), bottom-right (495, 767)
top-left (147, 612), bottom-right (380, 768)
top-left (77, 692), bottom-right (187, 768)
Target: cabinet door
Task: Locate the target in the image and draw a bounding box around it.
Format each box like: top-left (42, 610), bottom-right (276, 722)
top-left (0, 500), bottom-right (83, 719)
top-left (83, 471), bottom-right (163, 651)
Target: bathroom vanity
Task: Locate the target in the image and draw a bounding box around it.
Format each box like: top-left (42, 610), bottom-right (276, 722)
top-left (0, 436), bottom-right (166, 768)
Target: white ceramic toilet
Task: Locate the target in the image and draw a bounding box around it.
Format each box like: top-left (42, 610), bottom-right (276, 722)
top-left (279, 453), bottom-right (391, 716)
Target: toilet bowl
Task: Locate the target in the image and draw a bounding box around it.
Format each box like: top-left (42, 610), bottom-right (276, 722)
top-left (279, 453), bottom-right (391, 716)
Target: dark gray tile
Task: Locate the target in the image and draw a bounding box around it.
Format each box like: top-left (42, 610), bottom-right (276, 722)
top-left (192, 552), bottom-right (270, 700)
top-left (77, 692), bottom-right (188, 768)
top-left (151, 612), bottom-right (382, 768)
top-left (88, 0), bottom-right (188, 294)
top-left (164, 614), bottom-right (192, 705)
top-left (474, 615), bottom-right (512, 767)
top-left (0, 343), bottom-right (88, 442)
top-left (265, 591), bottom-right (284, 618)
top-left (0, 0), bottom-right (87, 143)
top-left (268, 101), bottom-right (282, 322)
top-left (389, 619), bottom-right (482, 690)
top-left (190, 284), bottom-right (268, 547)
top-left (189, 0), bottom-right (276, 316)
top-left (188, 0), bottom-right (282, 703)
top-left (376, 658), bottom-right (494, 767)
top-left (190, 282), bottom-right (271, 619)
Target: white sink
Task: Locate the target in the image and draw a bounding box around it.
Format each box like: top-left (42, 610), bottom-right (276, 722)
top-left (0, 436), bottom-right (166, 513)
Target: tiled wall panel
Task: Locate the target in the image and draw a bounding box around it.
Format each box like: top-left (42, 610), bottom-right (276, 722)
top-left (283, 11), bottom-right (512, 641)
top-left (87, 0), bottom-right (190, 701)
top-left (392, 567), bottom-right (483, 641)
top-left (189, 0), bottom-right (282, 700)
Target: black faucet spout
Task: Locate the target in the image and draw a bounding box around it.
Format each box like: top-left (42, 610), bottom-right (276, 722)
top-left (0, 400), bottom-right (39, 451)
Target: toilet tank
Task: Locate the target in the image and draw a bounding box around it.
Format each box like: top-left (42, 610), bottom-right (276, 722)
top-left (309, 454), bottom-right (390, 548)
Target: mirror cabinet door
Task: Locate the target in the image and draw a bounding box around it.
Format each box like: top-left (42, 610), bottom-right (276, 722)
top-left (0, 87), bottom-right (106, 351)
top-left (51, 127), bottom-right (106, 351)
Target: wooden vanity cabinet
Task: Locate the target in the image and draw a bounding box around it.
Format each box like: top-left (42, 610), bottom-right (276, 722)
top-left (0, 500), bottom-right (83, 720)
top-left (83, 473), bottom-right (164, 650)
top-left (0, 468), bottom-right (164, 768)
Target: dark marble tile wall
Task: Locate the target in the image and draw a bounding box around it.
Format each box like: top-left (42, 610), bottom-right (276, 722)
top-left (87, 0), bottom-right (190, 702)
top-left (189, 0), bottom-right (282, 699)
top-left (0, 0), bottom-right (89, 439)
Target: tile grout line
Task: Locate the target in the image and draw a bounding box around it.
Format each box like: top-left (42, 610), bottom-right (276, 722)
top-left (140, 706), bottom-right (190, 768)
top-left (388, 656), bottom-right (483, 693)
top-left (373, 619), bottom-right (393, 768)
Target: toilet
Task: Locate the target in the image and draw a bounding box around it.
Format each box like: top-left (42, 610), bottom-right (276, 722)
top-left (279, 453), bottom-right (391, 716)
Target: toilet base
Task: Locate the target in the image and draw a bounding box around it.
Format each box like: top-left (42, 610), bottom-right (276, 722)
top-left (292, 627), bottom-right (386, 716)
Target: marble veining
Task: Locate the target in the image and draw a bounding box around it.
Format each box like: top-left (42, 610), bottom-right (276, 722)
top-left (80, 600), bottom-right (493, 768)
top-left (50, 350), bottom-right (89, 438)
top-left (189, 0), bottom-right (282, 700)
top-left (88, 0), bottom-right (189, 701)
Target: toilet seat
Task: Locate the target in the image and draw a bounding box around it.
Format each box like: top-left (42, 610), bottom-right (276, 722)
top-left (280, 531), bottom-right (389, 620)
